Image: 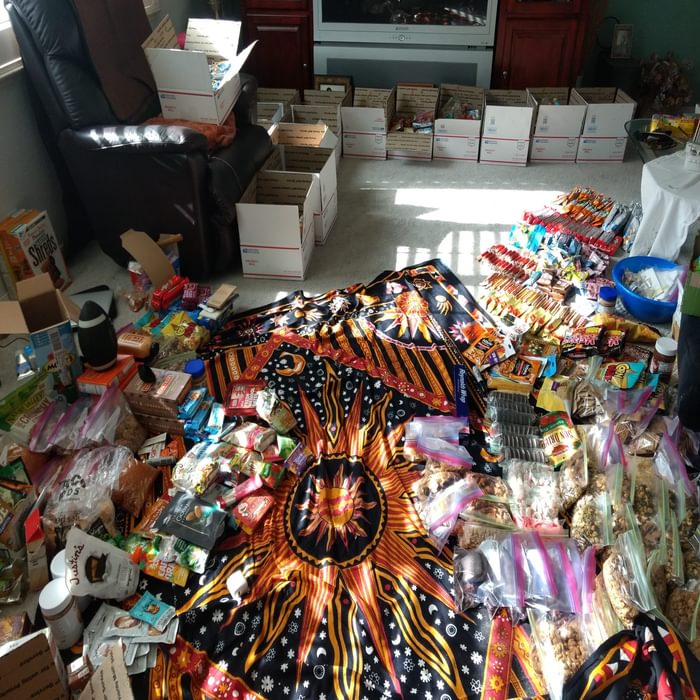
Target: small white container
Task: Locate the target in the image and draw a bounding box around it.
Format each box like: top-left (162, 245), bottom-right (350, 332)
top-left (39, 578), bottom-right (83, 650)
top-left (684, 142), bottom-right (700, 172)
top-left (50, 549), bottom-right (91, 612)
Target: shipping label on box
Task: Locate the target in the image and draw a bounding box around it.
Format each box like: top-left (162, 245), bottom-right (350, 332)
top-left (480, 138), bottom-right (530, 166)
top-left (0, 629), bottom-right (68, 700)
top-left (236, 172), bottom-right (319, 280)
top-left (143, 16), bottom-right (256, 125)
top-left (0, 210), bottom-right (70, 295)
top-left (530, 136), bottom-right (580, 162)
top-left (576, 136), bottom-right (628, 162)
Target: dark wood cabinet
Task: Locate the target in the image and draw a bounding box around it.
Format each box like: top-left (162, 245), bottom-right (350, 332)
top-left (493, 0), bottom-right (591, 89)
top-left (241, 0), bottom-right (313, 92)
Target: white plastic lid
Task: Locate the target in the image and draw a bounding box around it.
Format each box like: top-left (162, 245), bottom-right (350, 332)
top-left (655, 336), bottom-right (678, 357)
top-left (39, 577), bottom-right (72, 617)
top-left (50, 550), bottom-right (66, 580)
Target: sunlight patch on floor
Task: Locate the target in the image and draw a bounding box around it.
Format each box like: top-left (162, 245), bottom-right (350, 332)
top-left (393, 188), bottom-right (563, 225)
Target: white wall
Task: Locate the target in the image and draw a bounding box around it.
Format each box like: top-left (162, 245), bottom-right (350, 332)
top-left (0, 0), bottom-right (193, 248)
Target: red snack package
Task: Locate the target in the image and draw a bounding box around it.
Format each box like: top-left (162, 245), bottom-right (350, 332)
top-left (232, 491), bottom-right (275, 534)
top-left (224, 380), bottom-right (265, 417)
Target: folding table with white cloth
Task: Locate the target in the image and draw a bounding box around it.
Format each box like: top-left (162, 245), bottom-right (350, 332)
top-left (630, 151), bottom-right (700, 261)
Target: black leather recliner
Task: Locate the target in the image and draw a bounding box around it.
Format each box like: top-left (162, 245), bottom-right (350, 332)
top-left (6, 0), bottom-right (272, 280)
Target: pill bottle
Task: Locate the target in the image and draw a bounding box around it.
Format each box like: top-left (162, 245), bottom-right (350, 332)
top-left (184, 358), bottom-right (207, 388)
top-left (39, 578), bottom-right (83, 649)
top-left (597, 286), bottom-right (618, 313)
top-left (50, 550), bottom-right (91, 612)
top-left (650, 337), bottom-right (678, 382)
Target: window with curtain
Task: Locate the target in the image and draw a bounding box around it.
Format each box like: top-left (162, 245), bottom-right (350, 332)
top-left (0, 0), bottom-right (160, 79)
top-left (0, 5), bottom-right (21, 79)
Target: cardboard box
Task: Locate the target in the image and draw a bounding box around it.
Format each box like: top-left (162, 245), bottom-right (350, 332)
top-left (24, 507), bottom-right (49, 592)
top-left (257, 88), bottom-right (300, 122)
top-left (0, 274), bottom-right (81, 397)
top-left (480, 90), bottom-right (534, 166)
top-left (527, 88), bottom-right (586, 163)
top-left (143, 16), bottom-right (256, 125)
top-left (266, 123), bottom-right (339, 244)
top-left (341, 87), bottom-right (396, 159)
top-left (433, 85), bottom-right (484, 162)
top-left (0, 210), bottom-right (70, 297)
top-left (387, 84), bottom-right (439, 161)
top-left (571, 87), bottom-right (636, 163)
top-left (0, 629), bottom-right (68, 700)
top-left (78, 643), bottom-right (133, 700)
top-left (256, 102), bottom-right (284, 132)
top-left (236, 171), bottom-right (319, 280)
top-left (290, 89), bottom-right (351, 166)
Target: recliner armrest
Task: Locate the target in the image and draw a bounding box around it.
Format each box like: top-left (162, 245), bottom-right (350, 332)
top-left (67, 124), bottom-right (209, 153)
top-left (234, 72), bottom-right (258, 127)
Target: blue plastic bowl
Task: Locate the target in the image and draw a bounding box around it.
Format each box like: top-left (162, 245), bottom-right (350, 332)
top-left (611, 256), bottom-right (681, 324)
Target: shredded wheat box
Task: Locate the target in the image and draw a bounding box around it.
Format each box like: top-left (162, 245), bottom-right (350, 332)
top-left (341, 87), bottom-right (396, 159)
top-left (480, 90), bottom-right (534, 166)
top-left (387, 84), bottom-right (439, 161)
top-left (265, 123), bottom-right (339, 244)
top-left (236, 171), bottom-right (319, 280)
top-left (0, 209), bottom-right (70, 296)
top-left (527, 88), bottom-right (586, 163)
top-left (433, 84), bottom-right (484, 162)
top-left (571, 87), bottom-right (636, 163)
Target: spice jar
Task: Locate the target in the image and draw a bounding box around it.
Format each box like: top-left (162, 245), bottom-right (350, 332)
top-left (650, 336), bottom-right (677, 382)
top-left (597, 286), bottom-right (618, 313)
top-left (39, 578), bottom-right (83, 649)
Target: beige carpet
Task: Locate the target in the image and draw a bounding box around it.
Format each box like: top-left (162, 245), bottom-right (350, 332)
top-left (0, 154), bottom-right (644, 394)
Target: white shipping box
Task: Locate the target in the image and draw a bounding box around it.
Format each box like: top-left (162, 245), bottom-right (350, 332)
top-left (291, 89), bottom-right (352, 166)
top-left (143, 17), bottom-right (256, 125)
top-left (257, 87), bottom-right (300, 122)
top-left (527, 88), bottom-right (586, 163)
top-left (236, 171), bottom-right (319, 280)
top-left (480, 90), bottom-right (534, 166)
top-left (433, 84), bottom-right (484, 162)
top-left (571, 87), bottom-right (636, 162)
top-left (265, 123), bottom-right (339, 244)
top-left (387, 85), bottom-right (439, 161)
top-left (256, 102), bottom-right (284, 132)
top-left (341, 87), bottom-right (396, 159)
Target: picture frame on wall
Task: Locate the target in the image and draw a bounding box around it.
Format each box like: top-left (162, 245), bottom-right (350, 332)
top-left (611, 24), bottom-right (634, 60)
top-left (313, 74), bottom-right (353, 93)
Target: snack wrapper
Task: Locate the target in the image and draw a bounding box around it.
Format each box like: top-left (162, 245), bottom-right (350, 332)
top-left (256, 389), bottom-right (297, 434)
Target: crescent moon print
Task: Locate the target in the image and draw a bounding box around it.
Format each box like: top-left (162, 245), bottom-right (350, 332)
top-left (134, 261), bottom-right (545, 700)
top-left (276, 352), bottom-right (306, 377)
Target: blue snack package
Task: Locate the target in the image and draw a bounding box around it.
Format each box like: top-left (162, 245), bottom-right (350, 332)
top-left (129, 591), bottom-right (176, 632)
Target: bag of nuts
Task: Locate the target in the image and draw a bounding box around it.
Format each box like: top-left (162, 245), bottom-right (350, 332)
top-left (665, 579), bottom-right (700, 660)
top-left (528, 609), bottom-right (588, 700)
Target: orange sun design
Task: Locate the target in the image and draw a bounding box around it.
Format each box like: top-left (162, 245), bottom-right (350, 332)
top-left (296, 471), bottom-right (377, 549)
top-left (377, 291), bottom-right (433, 341)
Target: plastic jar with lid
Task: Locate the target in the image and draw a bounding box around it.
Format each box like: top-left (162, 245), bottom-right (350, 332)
top-left (184, 358), bottom-right (207, 388)
top-left (39, 578), bottom-right (83, 649)
top-left (50, 550), bottom-right (91, 612)
top-left (650, 336), bottom-right (678, 382)
top-left (597, 286), bottom-right (618, 313)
